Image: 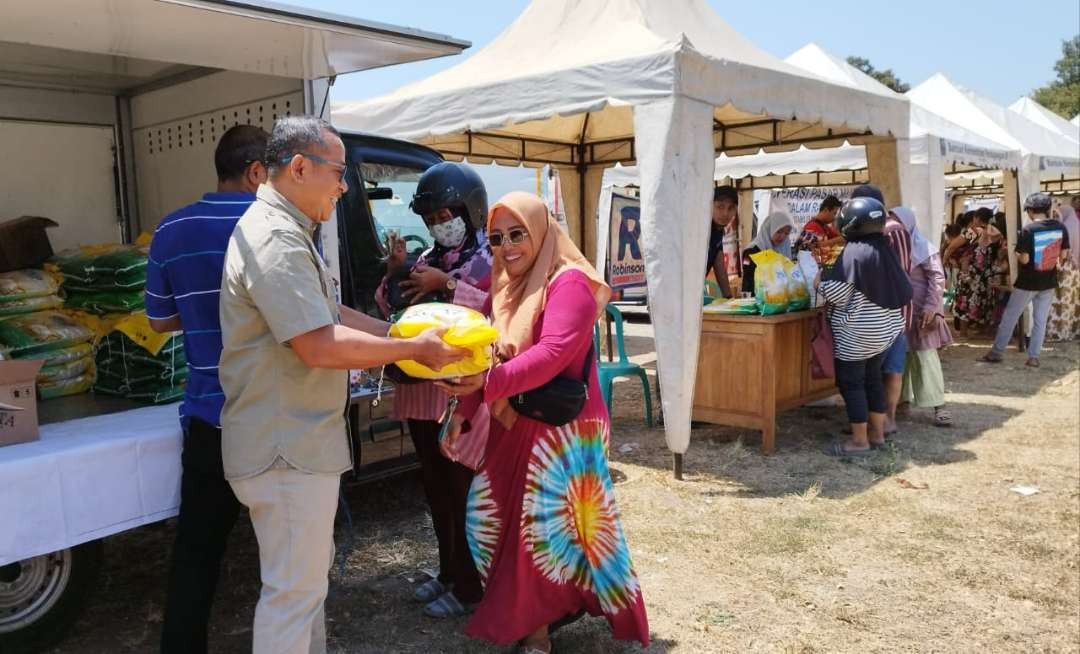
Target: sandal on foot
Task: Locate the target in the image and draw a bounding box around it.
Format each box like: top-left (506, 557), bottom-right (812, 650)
top-left (412, 577), bottom-right (447, 603)
top-left (825, 442), bottom-right (874, 458)
top-left (423, 591), bottom-right (475, 618)
top-left (933, 407), bottom-right (953, 428)
top-left (1025, 358), bottom-right (1040, 368)
top-left (978, 352), bottom-right (1003, 363)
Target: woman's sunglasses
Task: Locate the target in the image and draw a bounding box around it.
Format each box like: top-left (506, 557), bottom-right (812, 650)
top-left (488, 228), bottom-right (529, 247)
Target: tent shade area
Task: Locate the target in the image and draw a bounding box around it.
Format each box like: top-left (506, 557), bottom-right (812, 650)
top-left (334, 0), bottom-right (912, 476)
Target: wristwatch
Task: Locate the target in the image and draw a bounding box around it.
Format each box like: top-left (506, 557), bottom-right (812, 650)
top-left (445, 277), bottom-right (458, 293)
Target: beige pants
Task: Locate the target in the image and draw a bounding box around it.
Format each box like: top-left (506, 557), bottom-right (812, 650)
top-left (230, 468), bottom-right (340, 654)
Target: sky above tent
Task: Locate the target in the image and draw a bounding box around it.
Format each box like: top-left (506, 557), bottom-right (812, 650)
top-left (291, 0), bottom-right (1078, 111)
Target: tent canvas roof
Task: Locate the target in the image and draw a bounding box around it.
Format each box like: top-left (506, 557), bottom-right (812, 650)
top-left (1009, 97), bottom-right (1080, 144)
top-left (782, 45), bottom-right (1019, 171)
top-left (333, 0), bottom-right (909, 166)
top-left (908, 74), bottom-right (1078, 171)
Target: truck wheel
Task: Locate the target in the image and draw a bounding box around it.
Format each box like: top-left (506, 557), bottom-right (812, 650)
top-left (0, 540), bottom-right (103, 652)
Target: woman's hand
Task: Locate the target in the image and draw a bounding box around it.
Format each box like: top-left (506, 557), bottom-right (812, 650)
top-left (919, 310), bottom-right (936, 331)
top-left (386, 231), bottom-right (407, 269)
top-left (439, 414), bottom-right (466, 459)
top-left (435, 373), bottom-right (485, 396)
top-left (812, 271), bottom-right (822, 290)
top-left (401, 264), bottom-right (450, 302)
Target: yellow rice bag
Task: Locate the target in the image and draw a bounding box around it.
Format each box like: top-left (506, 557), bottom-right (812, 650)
top-left (388, 303), bottom-right (499, 379)
top-left (750, 249), bottom-right (789, 316)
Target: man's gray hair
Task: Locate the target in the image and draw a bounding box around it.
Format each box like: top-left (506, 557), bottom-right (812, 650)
top-left (265, 116), bottom-right (341, 174)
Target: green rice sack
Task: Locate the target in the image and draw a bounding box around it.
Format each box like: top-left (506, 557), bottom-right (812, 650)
top-left (0, 294), bottom-right (64, 317)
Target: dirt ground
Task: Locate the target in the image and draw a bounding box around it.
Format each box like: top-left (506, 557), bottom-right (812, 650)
top-left (42, 322), bottom-right (1080, 654)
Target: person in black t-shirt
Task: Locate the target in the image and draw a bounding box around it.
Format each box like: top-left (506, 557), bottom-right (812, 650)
top-left (981, 193), bottom-right (1071, 367)
top-left (706, 185), bottom-right (739, 299)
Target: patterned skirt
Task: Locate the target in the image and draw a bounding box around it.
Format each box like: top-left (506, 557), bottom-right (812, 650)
top-left (1047, 261), bottom-right (1080, 342)
top-left (463, 404), bottom-right (650, 647)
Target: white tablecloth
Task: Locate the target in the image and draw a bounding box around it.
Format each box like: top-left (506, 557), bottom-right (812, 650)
top-left (0, 405), bottom-right (182, 565)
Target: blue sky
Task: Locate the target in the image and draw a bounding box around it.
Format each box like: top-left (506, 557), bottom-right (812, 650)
top-left (292, 0), bottom-right (1080, 108)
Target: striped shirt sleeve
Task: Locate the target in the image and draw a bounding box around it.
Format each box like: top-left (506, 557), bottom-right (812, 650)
top-left (145, 231), bottom-right (179, 320)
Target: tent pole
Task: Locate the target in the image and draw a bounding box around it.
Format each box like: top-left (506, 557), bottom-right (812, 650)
top-left (578, 163), bottom-right (587, 247)
top-left (673, 453), bottom-right (683, 480)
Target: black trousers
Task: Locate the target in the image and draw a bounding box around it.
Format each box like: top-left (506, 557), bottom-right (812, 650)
top-left (408, 419), bottom-right (483, 603)
top-left (161, 417), bottom-right (242, 654)
top-left (834, 351), bottom-right (887, 424)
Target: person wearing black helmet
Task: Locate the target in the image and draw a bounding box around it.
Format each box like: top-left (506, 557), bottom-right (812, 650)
top-left (981, 192), bottom-right (1071, 367)
top-left (374, 161), bottom-right (492, 618)
top-left (852, 185), bottom-right (913, 438)
top-left (816, 196), bottom-right (913, 457)
top-left (706, 185), bottom-right (739, 298)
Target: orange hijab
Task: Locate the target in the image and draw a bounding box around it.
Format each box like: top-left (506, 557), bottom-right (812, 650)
top-left (487, 192), bottom-right (611, 426)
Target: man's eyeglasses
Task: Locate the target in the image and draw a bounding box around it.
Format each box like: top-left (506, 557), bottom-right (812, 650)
top-left (280, 152), bottom-right (348, 182)
top-left (488, 228), bottom-right (529, 247)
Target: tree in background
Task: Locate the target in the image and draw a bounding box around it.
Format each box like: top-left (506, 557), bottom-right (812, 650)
top-left (845, 56), bottom-right (910, 93)
top-left (1031, 35), bottom-right (1080, 119)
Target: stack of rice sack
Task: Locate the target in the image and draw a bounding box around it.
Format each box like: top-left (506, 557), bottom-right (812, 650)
top-left (0, 269), bottom-right (64, 318)
top-left (0, 310), bottom-right (96, 399)
top-left (49, 244), bottom-right (149, 315)
top-left (94, 313), bottom-right (187, 404)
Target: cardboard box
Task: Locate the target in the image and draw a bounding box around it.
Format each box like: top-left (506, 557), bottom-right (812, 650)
top-left (0, 216), bottom-right (59, 273)
top-left (0, 359), bottom-right (44, 447)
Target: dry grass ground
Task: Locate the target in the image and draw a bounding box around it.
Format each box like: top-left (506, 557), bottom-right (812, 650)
top-left (45, 327), bottom-right (1079, 654)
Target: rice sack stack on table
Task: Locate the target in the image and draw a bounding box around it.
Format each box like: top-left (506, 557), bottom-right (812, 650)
top-left (94, 313), bottom-right (187, 404)
top-left (0, 269), bottom-right (64, 318)
top-left (49, 243), bottom-right (149, 315)
top-left (0, 310), bottom-right (96, 398)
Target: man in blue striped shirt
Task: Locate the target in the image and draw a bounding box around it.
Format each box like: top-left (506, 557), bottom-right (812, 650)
top-left (145, 125), bottom-right (269, 654)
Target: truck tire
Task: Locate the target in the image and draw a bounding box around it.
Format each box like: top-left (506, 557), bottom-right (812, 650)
top-left (0, 540), bottom-right (103, 653)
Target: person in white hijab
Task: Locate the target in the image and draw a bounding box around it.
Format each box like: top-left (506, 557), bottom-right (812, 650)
top-left (891, 207), bottom-right (954, 427)
top-left (740, 211), bottom-right (794, 294)
top-left (1046, 203), bottom-right (1080, 341)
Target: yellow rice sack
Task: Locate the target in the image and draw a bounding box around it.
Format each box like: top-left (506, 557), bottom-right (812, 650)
top-left (388, 303), bottom-right (498, 379)
top-left (750, 249), bottom-right (789, 316)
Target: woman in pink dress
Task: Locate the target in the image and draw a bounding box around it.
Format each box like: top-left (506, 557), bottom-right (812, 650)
top-left (441, 192), bottom-right (649, 653)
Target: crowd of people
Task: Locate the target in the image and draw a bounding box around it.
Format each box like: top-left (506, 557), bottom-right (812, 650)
top-left (142, 114), bottom-right (1076, 654)
top-left (147, 117), bottom-right (646, 654)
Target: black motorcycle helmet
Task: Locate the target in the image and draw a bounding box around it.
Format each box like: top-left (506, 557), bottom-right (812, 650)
top-left (409, 161), bottom-right (488, 229)
top-left (837, 197), bottom-right (888, 239)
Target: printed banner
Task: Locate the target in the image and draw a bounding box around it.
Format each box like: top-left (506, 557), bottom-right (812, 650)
top-left (608, 192), bottom-right (646, 290)
top-left (768, 186), bottom-right (856, 234)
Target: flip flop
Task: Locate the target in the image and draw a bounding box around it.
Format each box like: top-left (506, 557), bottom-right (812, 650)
top-left (825, 442), bottom-right (874, 458)
top-left (423, 591), bottom-right (475, 618)
top-left (978, 353), bottom-right (1003, 363)
top-left (933, 407), bottom-right (953, 428)
top-left (412, 577), bottom-right (447, 603)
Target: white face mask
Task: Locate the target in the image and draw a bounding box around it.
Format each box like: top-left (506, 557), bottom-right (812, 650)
top-left (430, 216), bottom-right (468, 248)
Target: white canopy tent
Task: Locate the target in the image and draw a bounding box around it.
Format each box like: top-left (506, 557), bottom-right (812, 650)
top-left (1073, 115), bottom-right (1080, 127)
top-left (597, 44), bottom-right (1020, 261)
top-left (910, 74), bottom-right (1080, 199)
top-left (334, 0), bottom-right (910, 474)
top-left (1009, 97), bottom-right (1080, 144)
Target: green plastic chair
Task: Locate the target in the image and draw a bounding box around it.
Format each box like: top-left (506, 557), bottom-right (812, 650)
top-left (593, 304), bottom-right (653, 427)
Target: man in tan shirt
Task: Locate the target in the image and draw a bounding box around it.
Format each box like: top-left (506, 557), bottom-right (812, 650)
top-left (219, 116), bottom-right (465, 654)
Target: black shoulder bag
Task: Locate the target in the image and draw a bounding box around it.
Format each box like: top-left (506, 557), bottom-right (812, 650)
top-left (508, 344), bottom-right (594, 426)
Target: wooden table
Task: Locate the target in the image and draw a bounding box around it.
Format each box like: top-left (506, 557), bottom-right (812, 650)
top-left (692, 308), bottom-right (836, 454)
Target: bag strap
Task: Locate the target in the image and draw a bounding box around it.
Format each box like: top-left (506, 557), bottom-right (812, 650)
top-left (581, 341), bottom-right (595, 381)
